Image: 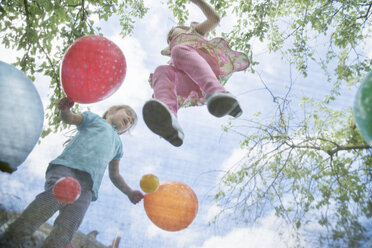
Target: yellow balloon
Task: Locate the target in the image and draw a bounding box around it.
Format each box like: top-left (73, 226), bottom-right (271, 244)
top-left (140, 174), bottom-right (159, 193)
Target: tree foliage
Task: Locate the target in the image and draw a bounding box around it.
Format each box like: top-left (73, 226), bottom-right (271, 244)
top-left (166, 0), bottom-right (372, 246)
top-left (169, 0), bottom-right (372, 97)
top-left (217, 86), bottom-right (371, 247)
top-left (1, 0), bottom-right (372, 246)
top-left (0, 0), bottom-right (147, 137)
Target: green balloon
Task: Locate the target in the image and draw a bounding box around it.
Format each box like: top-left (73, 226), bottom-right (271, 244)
top-left (353, 70), bottom-right (372, 146)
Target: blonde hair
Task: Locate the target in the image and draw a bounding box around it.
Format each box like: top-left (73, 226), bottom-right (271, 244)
top-left (167, 25), bottom-right (190, 44)
top-left (63, 105), bottom-right (137, 146)
top-left (102, 105), bottom-right (138, 134)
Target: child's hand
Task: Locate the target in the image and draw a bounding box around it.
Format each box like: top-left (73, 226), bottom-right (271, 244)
top-left (58, 97), bottom-right (74, 111)
top-left (128, 190), bottom-right (144, 204)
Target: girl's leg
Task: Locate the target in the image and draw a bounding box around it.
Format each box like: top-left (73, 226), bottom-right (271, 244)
top-left (1, 165), bottom-right (67, 246)
top-left (2, 190), bottom-right (62, 246)
top-left (172, 44), bottom-right (242, 118)
top-left (152, 65), bottom-right (202, 114)
top-left (152, 65), bottom-right (178, 116)
top-left (171, 44), bottom-right (225, 95)
top-left (42, 168), bottom-right (93, 248)
top-left (42, 189), bottom-right (92, 247)
top-left (144, 65), bottom-right (185, 147)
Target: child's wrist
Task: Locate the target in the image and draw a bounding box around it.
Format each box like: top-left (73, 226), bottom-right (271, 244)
top-left (125, 188), bottom-right (133, 196)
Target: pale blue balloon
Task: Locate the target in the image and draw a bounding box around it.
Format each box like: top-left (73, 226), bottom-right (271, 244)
top-left (0, 61), bottom-right (44, 173)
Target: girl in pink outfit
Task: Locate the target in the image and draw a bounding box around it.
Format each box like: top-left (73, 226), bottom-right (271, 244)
top-left (143, 0), bottom-right (250, 147)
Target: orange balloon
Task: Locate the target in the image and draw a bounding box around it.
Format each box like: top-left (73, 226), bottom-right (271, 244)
top-left (144, 181), bottom-right (198, 231)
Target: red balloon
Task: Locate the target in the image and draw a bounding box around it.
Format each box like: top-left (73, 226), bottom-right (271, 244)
top-left (60, 35), bottom-right (126, 103)
top-left (144, 181), bottom-right (198, 231)
top-left (53, 177), bottom-right (81, 204)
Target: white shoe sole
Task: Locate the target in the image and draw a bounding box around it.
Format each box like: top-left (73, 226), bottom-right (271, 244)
top-left (143, 100), bottom-right (184, 147)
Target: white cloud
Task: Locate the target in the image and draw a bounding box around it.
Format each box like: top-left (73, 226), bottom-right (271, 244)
top-left (363, 35), bottom-right (372, 59)
top-left (110, 34), bottom-right (150, 100)
top-left (204, 204), bottom-right (223, 222)
top-left (193, 228), bottom-right (277, 248)
top-left (192, 213), bottom-right (311, 248)
top-left (221, 148), bottom-right (247, 170)
top-left (0, 47), bottom-right (23, 64)
top-left (22, 132), bottom-right (66, 178)
top-left (136, 156), bottom-right (163, 175)
top-left (144, 219), bottom-right (204, 248)
top-left (0, 177), bottom-right (24, 198)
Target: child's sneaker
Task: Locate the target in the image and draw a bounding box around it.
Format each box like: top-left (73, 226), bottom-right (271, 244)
top-left (228, 104), bottom-right (243, 118)
top-left (206, 92), bottom-right (242, 118)
top-left (143, 99), bottom-right (184, 147)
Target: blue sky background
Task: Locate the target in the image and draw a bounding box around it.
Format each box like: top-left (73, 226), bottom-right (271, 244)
top-left (0, 1), bottom-right (371, 247)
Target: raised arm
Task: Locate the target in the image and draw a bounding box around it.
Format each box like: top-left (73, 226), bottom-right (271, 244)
top-left (191, 0), bottom-right (220, 36)
top-left (58, 97), bottom-right (83, 125)
top-left (108, 160), bottom-right (143, 204)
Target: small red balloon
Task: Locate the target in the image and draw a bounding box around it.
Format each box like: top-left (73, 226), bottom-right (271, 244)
top-left (53, 177), bottom-right (81, 204)
top-left (60, 35), bottom-right (126, 103)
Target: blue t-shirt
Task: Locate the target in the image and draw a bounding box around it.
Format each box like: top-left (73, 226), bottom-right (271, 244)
top-left (50, 111), bottom-right (123, 201)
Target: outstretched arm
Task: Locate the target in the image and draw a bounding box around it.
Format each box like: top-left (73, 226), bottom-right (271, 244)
top-left (109, 160), bottom-right (144, 204)
top-left (191, 0), bottom-right (220, 36)
top-left (58, 97), bottom-right (83, 125)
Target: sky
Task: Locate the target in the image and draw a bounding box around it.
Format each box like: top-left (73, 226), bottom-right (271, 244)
top-left (0, 1), bottom-right (370, 248)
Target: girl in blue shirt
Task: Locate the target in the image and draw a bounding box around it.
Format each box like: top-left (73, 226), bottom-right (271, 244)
top-left (1, 97), bottom-right (144, 248)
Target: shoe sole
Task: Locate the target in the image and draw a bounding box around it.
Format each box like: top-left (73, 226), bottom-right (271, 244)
top-left (207, 95), bottom-right (239, 118)
top-left (229, 105), bottom-right (243, 118)
top-left (143, 101), bottom-right (183, 147)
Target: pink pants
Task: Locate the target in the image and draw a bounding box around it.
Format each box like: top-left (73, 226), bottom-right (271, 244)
top-left (152, 44), bottom-right (225, 116)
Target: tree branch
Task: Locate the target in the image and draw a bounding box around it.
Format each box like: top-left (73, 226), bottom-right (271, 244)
top-left (358, 3), bottom-right (372, 21)
top-left (327, 144), bottom-right (371, 156)
top-left (81, 0), bottom-right (86, 21)
top-left (23, 0), bottom-right (29, 23)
